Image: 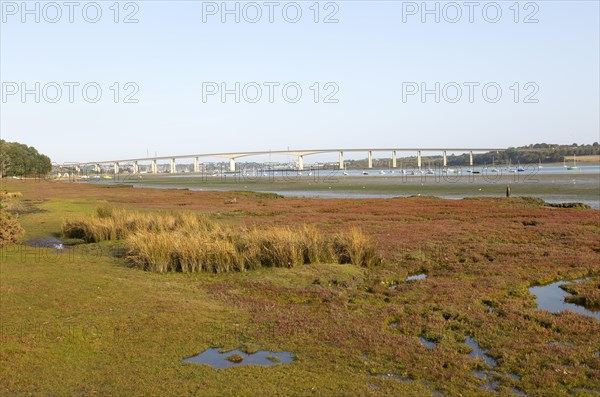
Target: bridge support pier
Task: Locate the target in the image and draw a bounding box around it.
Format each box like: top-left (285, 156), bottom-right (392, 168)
top-left (229, 158), bottom-right (236, 172)
top-left (297, 155), bottom-right (304, 171)
top-left (338, 152), bottom-right (344, 170)
top-left (95, 164), bottom-right (100, 173)
top-left (367, 151), bottom-right (373, 169)
top-left (417, 151), bottom-right (422, 170)
top-left (469, 151), bottom-right (473, 168)
top-left (152, 160), bottom-right (157, 174)
top-left (443, 151), bottom-right (447, 167)
top-left (133, 161), bottom-right (139, 174)
top-left (194, 157), bottom-right (199, 173)
top-left (75, 165), bottom-right (81, 174)
top-left (170, 158), bottom-right (176, 174)
top-left (392, 151), bottom-right (397, 168)
top-left (114, 162), bottom-right (119, 175)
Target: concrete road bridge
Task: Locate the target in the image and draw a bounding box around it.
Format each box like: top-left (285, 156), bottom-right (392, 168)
top-left (65, 148), bottom-right (527, 174)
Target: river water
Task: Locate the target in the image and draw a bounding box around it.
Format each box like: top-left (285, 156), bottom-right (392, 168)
top-left (79, 165), bottom-right (600, 209)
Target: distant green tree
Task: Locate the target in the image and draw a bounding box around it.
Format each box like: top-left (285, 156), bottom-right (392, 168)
top-left (0, 143), bottom-right (10, 176)
top-left (0, 140), bottom-right (52, 177)
top-left (410, 143), bottom-right (599, 167)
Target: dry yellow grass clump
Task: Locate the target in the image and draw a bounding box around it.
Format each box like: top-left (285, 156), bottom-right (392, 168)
top-left (0, 191), bottom-right (24, 247)
top-left (62, 205), bottom-right (214, 243)
top-left (63, 206), bottom-right (381, 272)
top-left (1, 191), bottom-right (23, 199)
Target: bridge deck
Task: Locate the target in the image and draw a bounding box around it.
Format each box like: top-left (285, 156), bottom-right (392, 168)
top-left (74, 148), bottom-right (518, 166)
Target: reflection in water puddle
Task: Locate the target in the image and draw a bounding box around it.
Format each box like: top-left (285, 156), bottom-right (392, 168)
top-left (465, 336), bottom-right (503, 392)
top-left (25, 237), bottom-right (67, 250)
top-left (529, 280), bottom-right (599, 321)
top-left (419, 337), bottom-right (435, 350)
top-left (465, 336), bottom-right (497, 367)
top-left (182, 348), bottom-right (293, 369)
top-left (465, 338), bottom-right (527, 394)
top-left (472, 370), bottom-right (499, 390)
top-left (508, 373), bottom-right (522, 381)
top-left (573, 388), bottom-right (599, 395)
top-left (377, 373), bottom-right (413, 383)
top-left (406, 273), bottom-right (427, 282)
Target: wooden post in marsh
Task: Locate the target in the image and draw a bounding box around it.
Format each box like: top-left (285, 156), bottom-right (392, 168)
top-left (506, 185), bottom-right (511, 197)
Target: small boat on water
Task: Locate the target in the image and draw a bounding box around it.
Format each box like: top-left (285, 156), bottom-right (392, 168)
top-left (362, 171), bottom-right (369, 175)
top-left (490, 156), bottom-right (499, 172)
top-left (425, 160), bottom-right (435, 175)
top-left (506, 158), bottom-right (518, 173)
top-left (566, 154), bottom-right (580, 170)
top-left (379, 170), bottom-right (386, 175)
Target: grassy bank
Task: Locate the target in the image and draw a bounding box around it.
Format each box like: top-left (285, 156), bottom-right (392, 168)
top-left (1, 180), bottom-right (599, 396)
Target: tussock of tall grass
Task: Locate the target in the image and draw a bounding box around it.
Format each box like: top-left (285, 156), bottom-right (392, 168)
top-left (63, 206), bottom-right (382, 272)
top-left (333, 227), bottom-right (381, 268)
top-left (0, 191), bottom-right (24, 247)
top-left (0, 212), bottom-right (24, 247)
top-left (62, 206), bottom-right (214, 243)
top-left (1, 191), bottom-right (22, 199)
top-left (127, 225), bottom-right (381, 273)
top-left (128, 231), bottom-right (243, 273)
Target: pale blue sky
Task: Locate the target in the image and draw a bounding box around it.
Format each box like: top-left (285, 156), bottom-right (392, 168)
top-left (1, 1), bottom-right (599, 163)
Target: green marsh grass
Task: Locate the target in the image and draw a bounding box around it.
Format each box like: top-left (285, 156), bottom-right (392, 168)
top-left (4, 180), bottom-right (600, 396)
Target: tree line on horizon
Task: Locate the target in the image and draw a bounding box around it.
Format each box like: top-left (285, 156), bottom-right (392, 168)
top-left (345, 143), bottom-right (600, 169)
top-left (0, 141), bottom-right (598, 176)
top-left (0, 140), bottom-right (52, 177)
